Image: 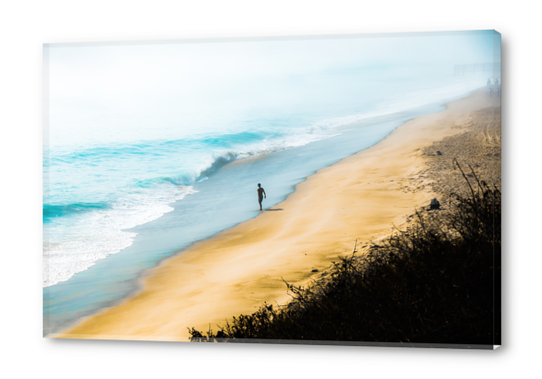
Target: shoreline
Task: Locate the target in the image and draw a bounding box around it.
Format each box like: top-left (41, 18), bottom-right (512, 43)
top-left (57, 89), bottom-right (491, 341)
top-left (43, 100), bottom-right (439, 336)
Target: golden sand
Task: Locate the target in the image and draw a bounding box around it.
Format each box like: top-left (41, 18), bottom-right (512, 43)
top-left (59, 90), bottom-right (492, 341)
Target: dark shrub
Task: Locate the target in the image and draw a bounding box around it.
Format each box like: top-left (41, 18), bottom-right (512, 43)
top-left (189, 166), bottom-right (500, 346)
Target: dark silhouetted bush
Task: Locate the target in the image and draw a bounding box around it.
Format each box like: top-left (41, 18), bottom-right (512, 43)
top-left (189, 165), bottom-right (500, 346)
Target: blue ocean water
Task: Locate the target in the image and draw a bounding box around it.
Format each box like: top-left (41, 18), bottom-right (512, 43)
top-left (44, 43), bottom-right (492, 334)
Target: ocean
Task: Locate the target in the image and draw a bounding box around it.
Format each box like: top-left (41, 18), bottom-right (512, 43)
top-left (44, 34), bottom-right (496, 335)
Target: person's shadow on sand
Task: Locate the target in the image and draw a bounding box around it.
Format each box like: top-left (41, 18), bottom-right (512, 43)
top-left (264, 208), bottom-right (283, 211)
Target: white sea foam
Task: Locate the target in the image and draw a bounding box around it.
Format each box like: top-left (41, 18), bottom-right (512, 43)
top-left (176, 80), bottom-right (485, 185)
top-left (43, 185), bottom-right (196, 287)
top-left (228, 80), bottom-right (485, 162)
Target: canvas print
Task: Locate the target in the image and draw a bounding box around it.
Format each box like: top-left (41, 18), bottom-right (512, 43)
top-left (43, 30), bottom-right (501, 348)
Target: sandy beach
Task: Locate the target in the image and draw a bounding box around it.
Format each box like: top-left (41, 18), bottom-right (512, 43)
top-left (58, 90), bottom-right (493, 341)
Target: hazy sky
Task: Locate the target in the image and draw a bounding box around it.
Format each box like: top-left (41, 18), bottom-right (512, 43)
top-left (45, 31), bottom-right (499, 146)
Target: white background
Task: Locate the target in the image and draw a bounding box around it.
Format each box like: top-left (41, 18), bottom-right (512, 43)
top-left (0, 1), bottom-right (539, 378)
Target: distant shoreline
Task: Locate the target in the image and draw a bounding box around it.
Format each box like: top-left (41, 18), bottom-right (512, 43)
top-left (57, 89), bottom-right (491, 341)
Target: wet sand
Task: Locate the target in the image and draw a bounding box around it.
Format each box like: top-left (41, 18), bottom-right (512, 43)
top-left (59, 90), bottom-right (492, 341)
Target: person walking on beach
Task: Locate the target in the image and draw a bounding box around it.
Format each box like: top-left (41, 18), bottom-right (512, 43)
top-left (257, 183), bottom-right (266, 211)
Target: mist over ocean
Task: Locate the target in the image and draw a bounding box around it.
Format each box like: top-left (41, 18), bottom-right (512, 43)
top-left (43, 31), bottom-right (498, 334)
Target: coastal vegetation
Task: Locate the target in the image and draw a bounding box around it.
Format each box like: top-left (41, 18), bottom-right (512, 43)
top-left (189, 167), bottom-right (500, 345)
top-left (188, 106), bottom-right (501, 346)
